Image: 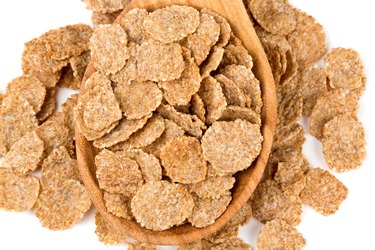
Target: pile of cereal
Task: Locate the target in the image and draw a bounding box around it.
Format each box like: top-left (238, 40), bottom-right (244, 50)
top-left (0, 0), bottom-right (367, 249)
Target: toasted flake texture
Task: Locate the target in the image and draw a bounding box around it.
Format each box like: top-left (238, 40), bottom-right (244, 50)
top-left (198, 76), bottom-right (227, 124)
top-left (128, 242), bottom-right (156, 250)
top-left (95, 212), bottom-right (127, 245)
top-left (177, 240), bottom-right (213, 250)
top-left (221, 44), bottom-right (253, 69)
top-left (137, 42), bottom-right (185, 82)
top-left (202, 120), bottom-right (263, 173)
top-left (215, 74), bottom-right (246, 107)
top-left (322, 116), bottom-right (366, 172)
top-left (35, 180), bottom-right (91, 230)
top-left (0, 93), bottom-right (3, 105)
top-left (258, 219), bottom-right (305, 250)
top-left (190, 94), bottom-right (206, 122)
top-left (41, 146), bottom-right (80, 188)
top-left (188, 195), bottom-right (231, 228)
top-left (83, 0), bottom-right (130, 13)
top-left (301, 168), bottom-right (348, 215)
top-left (3, 132), bottom-right (44, 175)
top-left (219, 106), bottom-right (261, 124)
top-left (160, 136), bottom-right (207, 184)
top-left (95, 149), bottom-right (143, 196)
top-left (26, 70), bottom-right (61, 88)
top-left (273, 123), bottom-right (305, 151)
top-left (6, 75), bottom-right (46, 113)
top-left (201, 9), bottom-right (231, 48)
top-left (277, 80), bottom-right (303, 127)
top-left (201, 46), bottom-right (224, 78)
top-left (37, 88), bottom-right (56, 122)
top-left (0, 168), bottom-right (40, 212)
top-left (91, 24), bottom-right (129, 75)
top-left (310, 89), bottom-right (359, 139)
top-left (189, 176), bottom-right (235, 199)
top-left (131, 181), bottom-right (194, 231)
top-left (58, 51), bottom-right (91, 90)
top-left (119, 9), bottom-right (148, 44)
top-left (103, 192), bottom-right (132, 220)
top-left (92, 10), bottom-right (122, 27)
top-left (300, 65), bottom-right (327, 116)
top-left (110, 43), bottom-right (138, 84)
top-left (205, 224), bottom-right (239, 244)
top-left (61, 95), bottom-right (78, 138)
top-left (275, 162), bottom-right (306, 197)
top-left (212, 238), bottom-right (252, 250)
top-left (267, 148), bottom-right (309, 177)
top-left (114, 81), bottom-right (163, 119)
top-left (287, 8), bottom-right (326, 66)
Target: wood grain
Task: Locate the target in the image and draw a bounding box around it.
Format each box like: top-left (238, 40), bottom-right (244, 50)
top-left (77, 0), bottom-right (276, 245)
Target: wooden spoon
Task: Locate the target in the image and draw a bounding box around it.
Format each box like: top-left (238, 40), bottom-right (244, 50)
top-left (76, 0), bottom-right (276, 245)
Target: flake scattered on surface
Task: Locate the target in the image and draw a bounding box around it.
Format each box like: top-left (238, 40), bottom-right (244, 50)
top-left (211, 237), bottom-right (252, 250)
top-left (95, 149), bottom-right (143, 196)
top-left (267, 147), bottom-right (309, 177)
top-left (119, 8), bottom-right (148, 44)
top-left (143, 5), bottom-right (200, 44)
top-left (160, 136), bottom-right (207, 184)
top-left (189, 176), bottom-right (235, 199)
top-left (190, 94), bottom-right (206, 122)
top-left (258, 219), bottom-right (305, 250)
top-left (205, 224), bottom-right (239, 245)
top-left (201, 46), bottom-right (224, 78)
top-left (83, 0), bottom-right (130, 13)
top-left (92, 10), bottom-right (122, 27)
top-left (0, 168), bottom-right (40, 212)
top-left (273, 123), bottom-right (305, 151)
top-left (201, 9), bottom-right (231, 47)
top-left (110, 43), bottom-right (138, 84)
top-left (219, 106), bottom-right (261, 124)
top-left (275, 162), bottom-right (306, 197)
top-left (58, 51), bottom-right (91, 90)
top-left (95, 212), bottom-right (127, 245)
top-left (128, 242), bottom-right (157, 250)
top-left (215, 74), bottom-right (246, 107)
top-left (221, 44), bottom-right (253, 69)
top-left (131, 181), bottom-right (194, 231)
top-left (25, 69), bottom-right (61, 88)
top-left (322, 116), bottom-right (366, 173)
top-left (37, 88), bottom-right (57, 122)
top-left (90, 24), bottom-right (129, 75)
top-left (277, 89), bottom-right (303, 127)
top-left (61, 94), bottom-right (78, 139)
top-left (35, 180), bottom-right (91, 230)
top-left (103, 192), bottom-right (132, 220)
top-left (228, 200), bottom-right (253, 227)
top-left (202, 120), bottom-right (263, 173)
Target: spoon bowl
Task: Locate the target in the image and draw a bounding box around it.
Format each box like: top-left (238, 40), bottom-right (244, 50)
top-left (76, 0), bottom-right (276, 245)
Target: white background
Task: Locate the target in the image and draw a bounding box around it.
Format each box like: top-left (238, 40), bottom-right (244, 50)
top-left (0, 0), bottom-right (374, 249)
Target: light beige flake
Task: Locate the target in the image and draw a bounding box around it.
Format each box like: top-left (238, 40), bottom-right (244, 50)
top-left (143, 5), bottom-right (200, 44)
top-left (310, 89), bottom-right (359, 139)
top-left (201, 9), bottom-right (231, 48)
top-left (119, 8), bottom-right (148, 44)
top-left (189, 176), bottom-right (235, 199)
top-left (277, 91), bottom-right (303, 127)
top-left (25, 69), bottom-right (61, 88)
top-left (114, 81), bottom-right (163, 119)
top-left (37, 88), bottom-right (57, 122)
top-left (95, 149), bottom-right (143, 196)
top-left (201, 46), bottom-right (224, 78)
top-left (219, 106), bottom-right (261, 124)
top-left (137, 41), bottom-right (185, 82)
top-left (61, 94), bottom-right (78, 139)
top-left (131, 181), bottom-right (194, 231)
top-left (160, 136), bottom-right (207, 184)
top-left (3, 132), bottom-right (44, 175)
top-left (103, 192), bottom-right (132, 220)
top-left (177, 240), bottom-right (213, 250)
top-left (188, 194), bottom-right (231, 228)
top-left (6, 75), bottom-right (46, 113)
top-left (287, 8), bottom-right (326, 66)
top-left (128, 242), bottom-right (157, 250)
top-left (300, 65), bottom-right (327, 116)
top-left (273, 123), bottom-right (305, 151)
top-left (95, 212), bottom-right (127, 245)
top-left (227, 200), bottom-right (253, 227)
top-left (94, 115), bottom-right (151, 149)
top-left (205, 223), bottom-right (239, 245)
top-left (325, 48), bottom-right (365, 90)
top-left (190, 94), bottom-right (206, 122)
top-left (41, 146), bottom-right (80, 188)
top-left (322, 116), bottom-right (366, 173)
top-left (212, 238), bottom-right (252, 250)
top-left (90, 24), bottom-right (129, 75)
top-left (267, 148), bottom-right (309, 177)
top-left (202, 120), bottom-right (263, 173)
top-left (92, 10), bottom-right (122, 27)
top-left (215, 74), bottom-right (246, 107)
top-left (58, 51), bottom-right (91, 90)
top-left (83, 0), bottom-right (130, 13)
top-left (35, 180), bottom-right (91, 230)
top-left (0, 168), bottom-right (40, 212)
top-left (257, 219), bottom-right (305, 250)
top-left (221, 44), bottom-right (253, 69)
top-left (274, 162), bottom-right (306, 197)
top-left (110, 43), bottom-right (138, 84)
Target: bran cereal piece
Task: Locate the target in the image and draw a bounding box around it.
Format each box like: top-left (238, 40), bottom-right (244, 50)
top-left (35, 179), bottom-right (91, 230)
top-left (90, 24), bottom-right (129, 75)
top-left (114, 81), bottom-right (163, 119)
top-left (128, 242), bottom-right (156, 250)
top-left (275, 162), bottom-right (306, 197)
top-left (310, 89), bottom-right (359, 139)
top-left (182, 12), bottom-right (221, 65)
top-left (58, 51), bottom-right (91, 90)
top-left (0, 168), bottom-right (40, 212)
top-left (201, 9), bottom-right (231, 48)
top-left (219, 106), bottom-right (261, 124)
top-left (110, 43), bottom-right (138, 84)
top-left (92, 10), bottom-right (122, 27)
top-left (188, 195), bottom-right (232, 228)
top-left (96, 149), bottom-right (143, 196)
top-left (61, 95), bottom-right (78, 138)
top-left (177, 240), bottom-right (213, 250)
top-left (137, 41), bottom-right (185, 82)
top-left (3, 131), bottom-right (44, 175)
top-left (287, 8), bottom-right (326, 66)
top-left (300, 168), bottom-right (348, 215)
top-left (37, 88), bottom-right (57, 122)
top-left (6, 75), bottom-right (46, 113)
top-left (215, 74), bottom-right (247, 107)
top-left (159, 49), bottom-right (202, 106)
top-left (202, 120), bottom-right (263, 173)
top-left (143, 119), bottom-right (185, 158)
top-left (0, 93), bottom-right (3, 105)
top-left (189, 176), bottom-right (235, 199)
top-left (277, 91), bottom-right (303, 127)
top-left (198, 76), bottom-right (227, 124)
top-left (257, 219), bottom-right (305, 250)
top-left (228, 200), bottom-right (253, 227)
top-left (131, 181), bottom-right (194, 231)
top-left (26, 69), bottom-right (61, 88)
top-left (95, 212), bottom-right (127, 245)
top-left (221, 44), bottom-right (253, 69)
top-left (94, 115), bottom-right (151, 149)
top-left (83, 0), bottom-right (130, 13)
top-left (0, 95), bottom-right (38, 155)
top-left (160, 136), bottom-right (207, 184)
top-left (325, 48), bottom-right (365, 91)
top-left (205, 224), bottom-right (239, 244)
top-left (273, 123), bottom-right (305, 150)
top-left (41, 146), bottom-right (80, 188)
top-left (157, 104), bottom-right (205, 138)
top-left (103, 192), bottom-right (132, 220)
top-left (201, 46), bottom-right (224, 79)
top-left (119, 8), bottom-right (148, 44)
top-left (300, 65), bottom-right (328, 116)
top-left (190, 94), bottom-right (206, 122)
top-left (322, 115), bottom-right (366, 172)
top-left (206, 164), bottom-right (234, 178)
top-left (248, 0), bottom-right (296, 36)
top-left (212, 238), bottom-right (252, 250)
top-left (144, 5), bottom-right (200, 44)
top-left (267, 147), bottom-right (309, 177)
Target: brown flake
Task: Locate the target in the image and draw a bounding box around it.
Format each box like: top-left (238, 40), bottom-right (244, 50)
top-left (201, 9), bottom-right (231, 48)
top-left (119, 8), bottom-right (148, 44)
top-left (190, 94), bottom-right (206, 122)
top-left (92, 10), bottom-right (122, 27)
top-left (201, 46), bottom-right (224, 78)
top-left (95, 212), bottom-right (127, 245)
top-left (189, 176), bottom-right (235, 199)
top-left (103, 192), bottom-right (132, 220)
top-left (128, 242), bottom-right (157, 250)
top-left (110, 43), bottom-right (138, 84)
top-left (215, 74), bottom-right (247, 107)
top-left (221, 44), bottom-right (253, 69)
top-left (83, 0), bottom-right (130, 13)
top-left (212, 238), bottom-right (252, 250)
top-left (219, 106), bottom-right (261, 124)
top-left (37, 88), bottom-right (57, 122)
